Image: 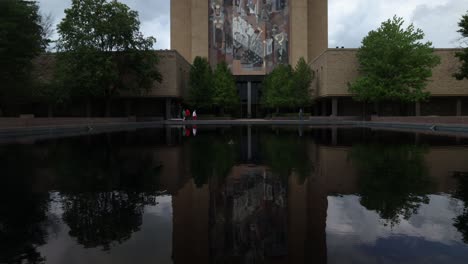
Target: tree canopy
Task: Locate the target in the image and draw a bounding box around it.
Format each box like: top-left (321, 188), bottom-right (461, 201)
top-left (54, 0), bottom-right (161, 113)
top-left (455, 11), bottom-right (468, 80)
top-left (0, 0), bottom-right (47, 99)
top-left (262, 64), bottom-right (293, 111)
top-left (349, 16), bottom-right (440, 103)
top-left (291, 57), bottom-right (314, 107)
top-left (212, 61), bottom-right (239, 114)
top-left (189, 56), bottom-right (213, 110)
top-left (262, 58), bottom-right (313, 113)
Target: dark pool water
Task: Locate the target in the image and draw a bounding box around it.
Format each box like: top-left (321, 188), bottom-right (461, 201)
top-left (1, 126), bottom-right (468, 264)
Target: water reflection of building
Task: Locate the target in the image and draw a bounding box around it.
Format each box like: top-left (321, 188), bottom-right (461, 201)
top-left (170, 127), bottom-right (468, 263)
top-left (211, 165), bottom-right (288, 263)
top-left (4, 127), bottom-right (468, 263)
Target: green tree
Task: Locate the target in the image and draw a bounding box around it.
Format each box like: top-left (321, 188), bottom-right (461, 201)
top-left (349, 16), bottom-right (440, 103)
top-left (213, 61), bottom-right (239, 115)
top-left (189, 56), bottom-right (213, 110)
top-left (261, 64), bottom-right (293, 114)
top-left (55, 0), bottom-right (161, 116)
top-left (290, 57), bottom-right (314, 109)
top-left (0, 0), bottom-right (47, 115)
top-left (455, 12), bottom-right (468, 80)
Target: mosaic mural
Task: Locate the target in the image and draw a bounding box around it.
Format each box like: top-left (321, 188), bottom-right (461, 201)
top-left (209, 0), bottom-right (289, 75)
top-left (210, 166), bottom-right (288, 262)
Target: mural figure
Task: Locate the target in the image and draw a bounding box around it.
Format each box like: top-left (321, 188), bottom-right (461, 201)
top-left (209, 0), bottom-right (289, 74)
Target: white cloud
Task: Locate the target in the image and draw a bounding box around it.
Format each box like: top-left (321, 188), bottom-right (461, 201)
top-left (37, 0), bottom-right (171, 49)
top-left (329, 0), bottom-right (468, 48)
top-left (37, 0), bottom-right (468, 50)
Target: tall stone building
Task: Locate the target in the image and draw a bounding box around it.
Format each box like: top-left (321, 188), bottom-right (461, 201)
top-left (171, 0), bottom-right (328, 117)
top-left (171, 0), bottom-right (468, 118)
top-left (171, 0), bottom-right (327, 72)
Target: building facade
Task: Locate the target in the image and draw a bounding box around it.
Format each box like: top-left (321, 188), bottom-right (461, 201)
top-left (171, 0), bottom-right (468, 118)
top-left (171, 0), bottom-right (328, 70)
top-left (24, 50), bottom-right (191, 119)
top-left (171, 0), bottom-right (328, 117)
top-left (310, 49), bottom-right (468, 117)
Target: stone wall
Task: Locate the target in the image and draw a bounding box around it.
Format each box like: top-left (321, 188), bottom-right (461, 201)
top-left (170, 0), bottom-right (209, 64)
top-left (311, 49), bottom-right (468, 98)
top-left (0, 117), bottom-right (138, 129)
top-left (32, 50), bottom-right (190, 99)
top-left (172, 0), bottom-right (328, 70)
top-left (0, 51), bottom-right (190, 118)
top-left (145, 50), bottom-right (191, 98)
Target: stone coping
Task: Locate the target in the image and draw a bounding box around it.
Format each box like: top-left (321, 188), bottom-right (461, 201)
top-left (2, 118), bottom-right (468, 143)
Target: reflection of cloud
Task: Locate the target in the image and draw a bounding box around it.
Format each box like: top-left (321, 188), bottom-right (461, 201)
top-left (38, 196), bottom-right (173, 264)
top-left (328, 195), bottom-right (465, 245)
top-left (146, 195), bottom-right (172, 219)
top-left (327, 195), bottom-right (468, 264)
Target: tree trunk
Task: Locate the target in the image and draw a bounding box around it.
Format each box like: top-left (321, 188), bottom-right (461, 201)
top-left (362, 102), bottom-right (368, 120)
top-left (47, 103), bottom-right (53, 117)
top-left (0, 100), bottom-right (4, 117)
top-left (105, 98), bottom-right (111, 117)
top-left (373, 102), bottom-right (379, 116)
top-left (276, 107), bottom-right (279, 115)
top-left (125, 100), bottom-right (132, 117)
top-left (86, 99), bottom-right (92, 117)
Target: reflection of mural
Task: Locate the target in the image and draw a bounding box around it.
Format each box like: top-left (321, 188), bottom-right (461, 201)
top-left (211, 165), bottom-right (287, 263)
top-left (209, 0), bottom-right (289, 75)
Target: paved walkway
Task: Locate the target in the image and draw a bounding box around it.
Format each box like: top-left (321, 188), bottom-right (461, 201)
top-left (2, 118), bottom-right (468, 141)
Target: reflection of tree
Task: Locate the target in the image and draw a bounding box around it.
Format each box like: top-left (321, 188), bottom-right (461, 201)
top-left (261, 132), bottom-right (312, 184)
top-left (189, 132), bottom-right (238, 187)
top-left (51, 136), bottom-right (160, 250)
top-left (62, 192), bottom-right (152, 250)
top-left (0, 146), bottom-right (50, 264)
top-left (453, 173), bottom-right (468, 244)
top-left (349, 144), bottom-right (432, 226)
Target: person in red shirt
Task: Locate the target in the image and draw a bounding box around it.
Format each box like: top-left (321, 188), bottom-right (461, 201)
top-left (185, 109), bottom-right (191, 120)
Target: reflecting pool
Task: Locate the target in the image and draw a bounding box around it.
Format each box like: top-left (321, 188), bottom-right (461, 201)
top-left (1, 126), bottom-right (468, 264)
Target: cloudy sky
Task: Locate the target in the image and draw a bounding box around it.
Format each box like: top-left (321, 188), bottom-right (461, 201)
top-left (37, 0), bottom-right (468, 49)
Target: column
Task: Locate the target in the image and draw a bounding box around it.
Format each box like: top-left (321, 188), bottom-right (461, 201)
top-left (314, 103), bottom-right (320, 117)
top-left (248, 125), bottom-right (252, 161)
top-left (331, 127), bottom-right (337, 146)
top-left (247, 81), bottom-right (252, 118)
top-left (125, 100), bottom-right (132, 117)
top-left (165, 98), bottom-right (172, 120)
top-left (331, 98), bottom-right (338, 117)
top-left (321, 100), bottom-right (327, 116)
top-left (165, 126), bottom-right (172, 145)
top-left (415, 101), bottom-right (421, 116)
top-left (457, 98), bottom-right (462, 116)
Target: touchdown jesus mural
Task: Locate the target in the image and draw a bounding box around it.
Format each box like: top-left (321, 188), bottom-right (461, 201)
top-left (209, 0), bottom-right (290, 75)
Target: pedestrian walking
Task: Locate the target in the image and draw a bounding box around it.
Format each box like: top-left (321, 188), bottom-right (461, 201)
top-left (299, 108), bottom-right (303, 121)
top-left (182, 109), bottom-right (186, 121)
top-left (185, 109), bottom-right (191, 120)
top-left (192, 110), bottom-right (197, 120)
